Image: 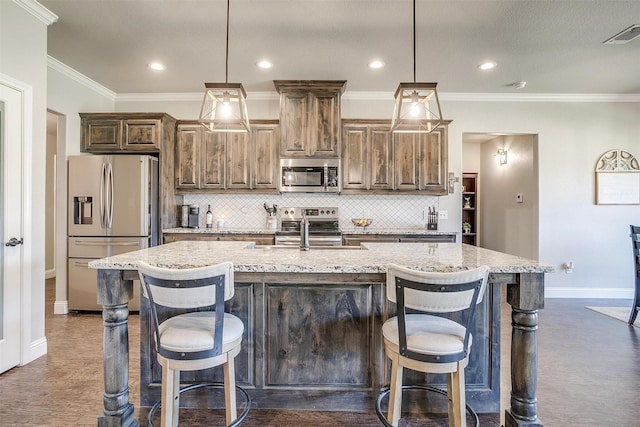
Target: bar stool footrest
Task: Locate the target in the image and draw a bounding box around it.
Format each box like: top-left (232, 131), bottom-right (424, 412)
top-left (147, 382), bottom-right (251, 427)
top-left (375, 384), bottom-right (479, 427)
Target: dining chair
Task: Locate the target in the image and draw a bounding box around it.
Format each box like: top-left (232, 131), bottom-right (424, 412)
top-left (137, 260), bottom-right (250, 427)
top-left (376, 264), bottom-right (490, 427)
top-left (629, 225), bottom-right (640, 324)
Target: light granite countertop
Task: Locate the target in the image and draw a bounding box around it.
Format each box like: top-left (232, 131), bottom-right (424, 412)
top-left (89, 241), bottom-right (553, 274)
top-left (162, 227), bottom-right (458, 236)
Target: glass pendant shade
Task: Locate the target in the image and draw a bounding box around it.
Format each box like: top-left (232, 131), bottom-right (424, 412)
top-left (198, 83), bottom-right (250, 133)
top-left (390, 82), bottom-right (443, 133)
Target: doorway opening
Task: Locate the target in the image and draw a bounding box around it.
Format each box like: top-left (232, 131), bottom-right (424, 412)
top-left (462, 133), bottom-right (539, 260)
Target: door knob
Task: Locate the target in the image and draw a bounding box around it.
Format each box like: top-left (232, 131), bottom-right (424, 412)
top-left (5, 237), bottom-right (23, 247)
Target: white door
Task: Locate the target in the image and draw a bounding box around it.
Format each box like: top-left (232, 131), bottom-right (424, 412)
top-left (0, 82), bottom-right (24, 373)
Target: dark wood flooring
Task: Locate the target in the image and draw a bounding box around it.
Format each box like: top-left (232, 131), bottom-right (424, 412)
top-left (1, 281), bottom-right (639, 426)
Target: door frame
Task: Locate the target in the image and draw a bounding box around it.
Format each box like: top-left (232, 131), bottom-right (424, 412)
top-left (0, 72), bottom-right (34, 367)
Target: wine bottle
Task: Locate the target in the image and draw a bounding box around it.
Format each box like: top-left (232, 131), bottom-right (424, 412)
top-left (206, 204), bottom-right (213, 228)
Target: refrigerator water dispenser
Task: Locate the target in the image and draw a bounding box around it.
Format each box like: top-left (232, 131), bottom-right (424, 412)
top-left (73, 196), bottom-right (93, 224)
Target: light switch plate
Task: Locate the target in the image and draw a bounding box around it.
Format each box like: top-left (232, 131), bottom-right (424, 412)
top-left (516, 193), bottom-right (523, 203)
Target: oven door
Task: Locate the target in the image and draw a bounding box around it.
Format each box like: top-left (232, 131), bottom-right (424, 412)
top-left (274, 234), bottom-right (301, 246)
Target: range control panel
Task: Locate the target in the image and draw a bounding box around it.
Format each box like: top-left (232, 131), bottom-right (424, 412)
top-left (278, 207), bottom-right (339, 220)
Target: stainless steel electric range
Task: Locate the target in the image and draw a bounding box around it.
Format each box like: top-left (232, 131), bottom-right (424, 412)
top-left (275, 207), bottom-right (341, 247)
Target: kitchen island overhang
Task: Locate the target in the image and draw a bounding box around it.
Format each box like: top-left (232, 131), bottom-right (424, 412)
top-left (90, 241), bottom-right (552, 427)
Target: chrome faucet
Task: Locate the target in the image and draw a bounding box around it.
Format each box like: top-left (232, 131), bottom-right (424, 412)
top-left (300, 215), bottom-right (310, 251)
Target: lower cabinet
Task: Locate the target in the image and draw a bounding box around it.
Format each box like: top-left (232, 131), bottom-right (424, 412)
top-left (163, 233), bottom-right (275, 246)
top-left (342, 233), bottom-right (456, 246)
top-left (139, 272), bottom-right (499, 413)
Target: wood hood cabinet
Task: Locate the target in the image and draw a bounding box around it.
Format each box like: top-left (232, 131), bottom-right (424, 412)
top-left (274, 80), bottom-right (346, 158)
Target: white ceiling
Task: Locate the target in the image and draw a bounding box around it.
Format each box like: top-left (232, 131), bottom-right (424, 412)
top-left (39, 0), bottom-right (640, 95)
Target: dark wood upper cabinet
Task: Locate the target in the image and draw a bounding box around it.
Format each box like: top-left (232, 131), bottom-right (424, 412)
top-left (342, 120), bottom-right (449, 195)
top-left (175, 120), bottom-right (279, 193)
top-left (342, 120), bottom-right (393, 191)
top-left (274, 80), bottom-right (346, 158)
top-left (80, 113), bottom-right (175, 153)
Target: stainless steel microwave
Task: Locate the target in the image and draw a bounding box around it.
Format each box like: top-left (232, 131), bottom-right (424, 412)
top-left (280, 158), bottom-right (340, 193)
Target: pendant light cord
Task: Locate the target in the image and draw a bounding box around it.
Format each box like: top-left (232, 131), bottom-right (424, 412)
top-left (413, 0), bottom-right (416, 83)
top-left (225, 0), bottom-right (230, 84)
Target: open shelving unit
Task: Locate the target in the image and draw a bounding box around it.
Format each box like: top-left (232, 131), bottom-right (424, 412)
top-left (462, 173), bottom-right (478, 245)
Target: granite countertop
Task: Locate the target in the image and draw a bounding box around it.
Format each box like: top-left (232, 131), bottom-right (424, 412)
top-left (89, 241), bottom-right (553, 275)
top-left (162, 227), bottom-right (458, 236)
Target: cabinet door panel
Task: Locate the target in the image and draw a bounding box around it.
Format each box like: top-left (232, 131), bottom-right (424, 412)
top-left (123, 119), bottom-right (160, 151)
top-left (226, 133), bottom-right (251, 189)
top-left (83, 119), bottom-right (122, 151)
top-left (175, 125), bottom-right (200, 188)
top-left (253, 124), bottom-right (279, 189)
top-left (419, 127), bottom-right (448, 194)
top-left (202, 131), bottom-right (225, 188)
top-left (266, 284), bottom-right (373, 387)
top-left (370, 127), bottom-right (393, 189)
top-left (342, 126), bottom-right (368, 189)
top-left (310, 93), bottom-right (340, 157)
top-left (280, 93), bottom-right (308, 157)
top-left (394, 134), bottom-right (419, 190)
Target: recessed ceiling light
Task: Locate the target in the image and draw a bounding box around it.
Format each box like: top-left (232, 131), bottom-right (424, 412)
top-left (368, 60), bottom-right (385, 69)
top-left (256, 60), bottom-right (273, 69)
top-left (478, 61), bottom-right (497, 71)
top-left (148, 62), bottom-right (166, 71)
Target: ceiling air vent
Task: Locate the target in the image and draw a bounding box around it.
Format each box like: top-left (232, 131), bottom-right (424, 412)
top-left (603, 24), bottom-right (640, 44)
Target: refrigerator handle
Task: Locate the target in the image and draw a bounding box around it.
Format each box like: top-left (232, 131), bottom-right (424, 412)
top-left (107, 162), bottom-right (114, 229)
top-left (100, 162), bottom-right (107, 228)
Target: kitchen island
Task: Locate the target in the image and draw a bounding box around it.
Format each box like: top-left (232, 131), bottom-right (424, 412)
top-left (90, 241), bottom-right (552, 427)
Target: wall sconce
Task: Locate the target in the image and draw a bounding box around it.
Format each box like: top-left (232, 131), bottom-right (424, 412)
top-left (497, 149), bottom-right (508, 165)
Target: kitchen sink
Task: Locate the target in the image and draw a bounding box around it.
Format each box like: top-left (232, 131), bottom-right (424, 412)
top-left (251, 245), bottom-right (364, 250)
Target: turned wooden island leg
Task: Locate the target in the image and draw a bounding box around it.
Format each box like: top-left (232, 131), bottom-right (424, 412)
top-left (505, 273), bottom-right (544, 427)
top-left (97, 269), bottom-right (139, 427)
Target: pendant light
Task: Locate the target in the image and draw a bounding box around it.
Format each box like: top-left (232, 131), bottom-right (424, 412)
top-left (198, 0), bottom-right (250, 133)
top-left (390, 0), bottom-right (444, 133)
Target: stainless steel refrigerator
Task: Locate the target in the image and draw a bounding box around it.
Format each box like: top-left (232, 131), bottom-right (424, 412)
top-left (67, 155), bottom-right (158, 311)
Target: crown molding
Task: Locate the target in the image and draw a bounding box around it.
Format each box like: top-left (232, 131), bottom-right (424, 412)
top-left (441, 92), bottom-right (640, 102)
top-left (47, 56), bottom-right (116, 101)
top-left (115, 91), bottom-right (279, 103)
top-left (13, 0), bottom-right (58, 25)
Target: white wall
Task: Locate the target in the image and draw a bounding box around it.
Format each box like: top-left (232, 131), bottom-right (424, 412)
top-left (0, 0), bottom-right (50, 362)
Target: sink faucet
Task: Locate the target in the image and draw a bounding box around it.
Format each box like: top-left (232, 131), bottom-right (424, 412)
top-left (300, 214), bottom-right (310, 251)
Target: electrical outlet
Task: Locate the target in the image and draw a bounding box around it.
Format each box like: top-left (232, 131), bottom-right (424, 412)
top-left (439, 210), bottom-right (448, 220)
top-left (564, 261), bottom-right (574, 273)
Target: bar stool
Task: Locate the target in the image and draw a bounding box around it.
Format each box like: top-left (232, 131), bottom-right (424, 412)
top-left (376, 264), bottom-right (490, 427)
top-left (137, 260), bottom-right (250, 427)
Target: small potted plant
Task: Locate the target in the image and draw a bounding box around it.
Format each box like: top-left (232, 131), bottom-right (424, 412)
top-left (462, 222), bottom-right (472, 233)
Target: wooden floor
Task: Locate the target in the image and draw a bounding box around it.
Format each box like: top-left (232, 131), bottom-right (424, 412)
top-left (1, 280), bottom-right (639, 426)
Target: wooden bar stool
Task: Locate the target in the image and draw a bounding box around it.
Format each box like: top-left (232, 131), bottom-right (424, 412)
top-left (376, 264), bottom-right (490, 427)
top-left (138, 260), bottom-right (250, 427)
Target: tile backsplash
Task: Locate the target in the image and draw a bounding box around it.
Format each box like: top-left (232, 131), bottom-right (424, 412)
top-left (182, 193), bottom-right (438, 230)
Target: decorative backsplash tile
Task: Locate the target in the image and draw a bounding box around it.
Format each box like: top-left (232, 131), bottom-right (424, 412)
top-left (182, 193), bottom-right (438, 231)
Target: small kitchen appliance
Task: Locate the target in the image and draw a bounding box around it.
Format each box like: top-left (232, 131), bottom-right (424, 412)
top-left (188, 205), bottom-right (200, 228)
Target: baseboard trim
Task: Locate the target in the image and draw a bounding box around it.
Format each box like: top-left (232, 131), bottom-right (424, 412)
top-left (545, 287), bottom-right (634, 299)
top-left (24, 337), bottom-right (48, 365)
top-left (54, 300), bottom-right (68, 315)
